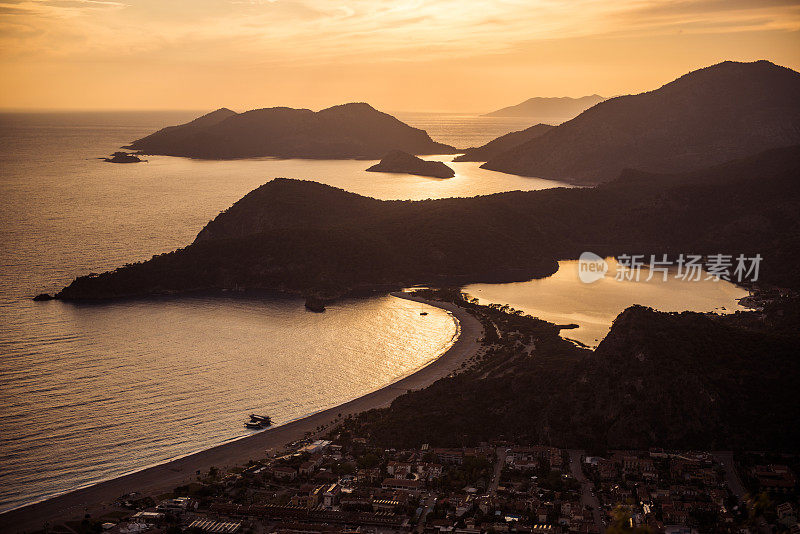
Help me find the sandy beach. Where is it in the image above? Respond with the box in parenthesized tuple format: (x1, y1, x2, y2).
(0, 293, 482, 533)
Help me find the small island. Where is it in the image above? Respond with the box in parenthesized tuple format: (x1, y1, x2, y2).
(103, 152, 142, 164)
(304, 296, 327, 313)
(366, 150, 455, 178)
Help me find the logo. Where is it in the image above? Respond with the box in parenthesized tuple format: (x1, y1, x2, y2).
(576, 252, 762, 283)
(578, 251, 608, 284)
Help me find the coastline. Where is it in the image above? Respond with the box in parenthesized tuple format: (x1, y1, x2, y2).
(0, 293, 483, 533)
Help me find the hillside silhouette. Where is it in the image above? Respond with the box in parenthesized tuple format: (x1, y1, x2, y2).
(348, 293, 800, 451)
(126, 103, 456, 159)
(55, 145, 800, 301)
(453, 123, 554, 162)
(483, 95, 605, 118)
(483, 61, 800, 184)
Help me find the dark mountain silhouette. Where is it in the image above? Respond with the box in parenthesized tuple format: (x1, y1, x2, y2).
(551, 303, 800, 450)
(366, 150, 454, 178)
(453, 123, 554, 162)
(53, 145, 800, 302)
(181, 107, 238, 128)
(124, 108, 237, 154)
(483, 61, 800, 184)
(126, 103, 456, 159)
(482, 95, 605, 118)
(349, 294, 800, 452)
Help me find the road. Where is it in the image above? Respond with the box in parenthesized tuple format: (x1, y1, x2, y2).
(489, 447, 508, 496)
(712, 451, 747, 501)
(416, 494, 437, 534)
(569, 449, 603, 533)
(711, 452, 772, 533)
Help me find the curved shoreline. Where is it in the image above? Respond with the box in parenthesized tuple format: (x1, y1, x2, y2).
(0, 293, 483, 533)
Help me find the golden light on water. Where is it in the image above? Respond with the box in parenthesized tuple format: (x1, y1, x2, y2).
(464, 259, 749, 347)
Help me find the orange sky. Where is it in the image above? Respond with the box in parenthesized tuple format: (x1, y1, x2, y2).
(1, 0, 799, 112)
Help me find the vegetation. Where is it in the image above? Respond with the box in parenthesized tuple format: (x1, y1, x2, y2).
(341, 288, 800, 452)
(57, 144, 800, 300)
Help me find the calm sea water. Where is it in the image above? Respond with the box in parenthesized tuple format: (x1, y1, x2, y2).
(0, 110, 745, 513)
(0, 110, 563, 513)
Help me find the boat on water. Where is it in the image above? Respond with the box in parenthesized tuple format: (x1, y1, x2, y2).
(245, 413, 272, 430)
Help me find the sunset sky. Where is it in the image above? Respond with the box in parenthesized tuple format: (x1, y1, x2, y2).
(1, 0, 799, 112)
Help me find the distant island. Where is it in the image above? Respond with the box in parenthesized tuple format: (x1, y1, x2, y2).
(103, 151, 142, 163)
(482, 95, 605, 119)
(482, 60, 800, 184)
(453, 123, 553, 162)
(366, 150, 455, 178)
(125, 103, 457, 159)
(50, 144, 800, 302)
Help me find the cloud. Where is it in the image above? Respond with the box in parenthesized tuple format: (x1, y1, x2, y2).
(610, 0, 800, 33)
(49, 0, 128, 5)
(1, 0, 798, 66)
(0, 0, 126, 24)
(0, 4, 36, 14)
(619, 0, 799, 19)
(1, 0, 127, 11)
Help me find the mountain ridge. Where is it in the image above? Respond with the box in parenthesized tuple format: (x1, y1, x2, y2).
(453, 123, 554, 162)
(482, 95, 605, 118)
(482, 60, 800, 184)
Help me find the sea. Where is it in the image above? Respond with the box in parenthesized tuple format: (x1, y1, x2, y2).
(0, 110, 747, 513)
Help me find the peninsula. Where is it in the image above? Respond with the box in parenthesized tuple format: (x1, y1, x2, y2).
(453, 123, 553, 162)
(52, 144, 800, 302)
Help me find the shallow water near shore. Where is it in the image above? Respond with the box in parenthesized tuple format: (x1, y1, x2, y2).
(0, 293, 458, 512)
(464, 258, 750, 347)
